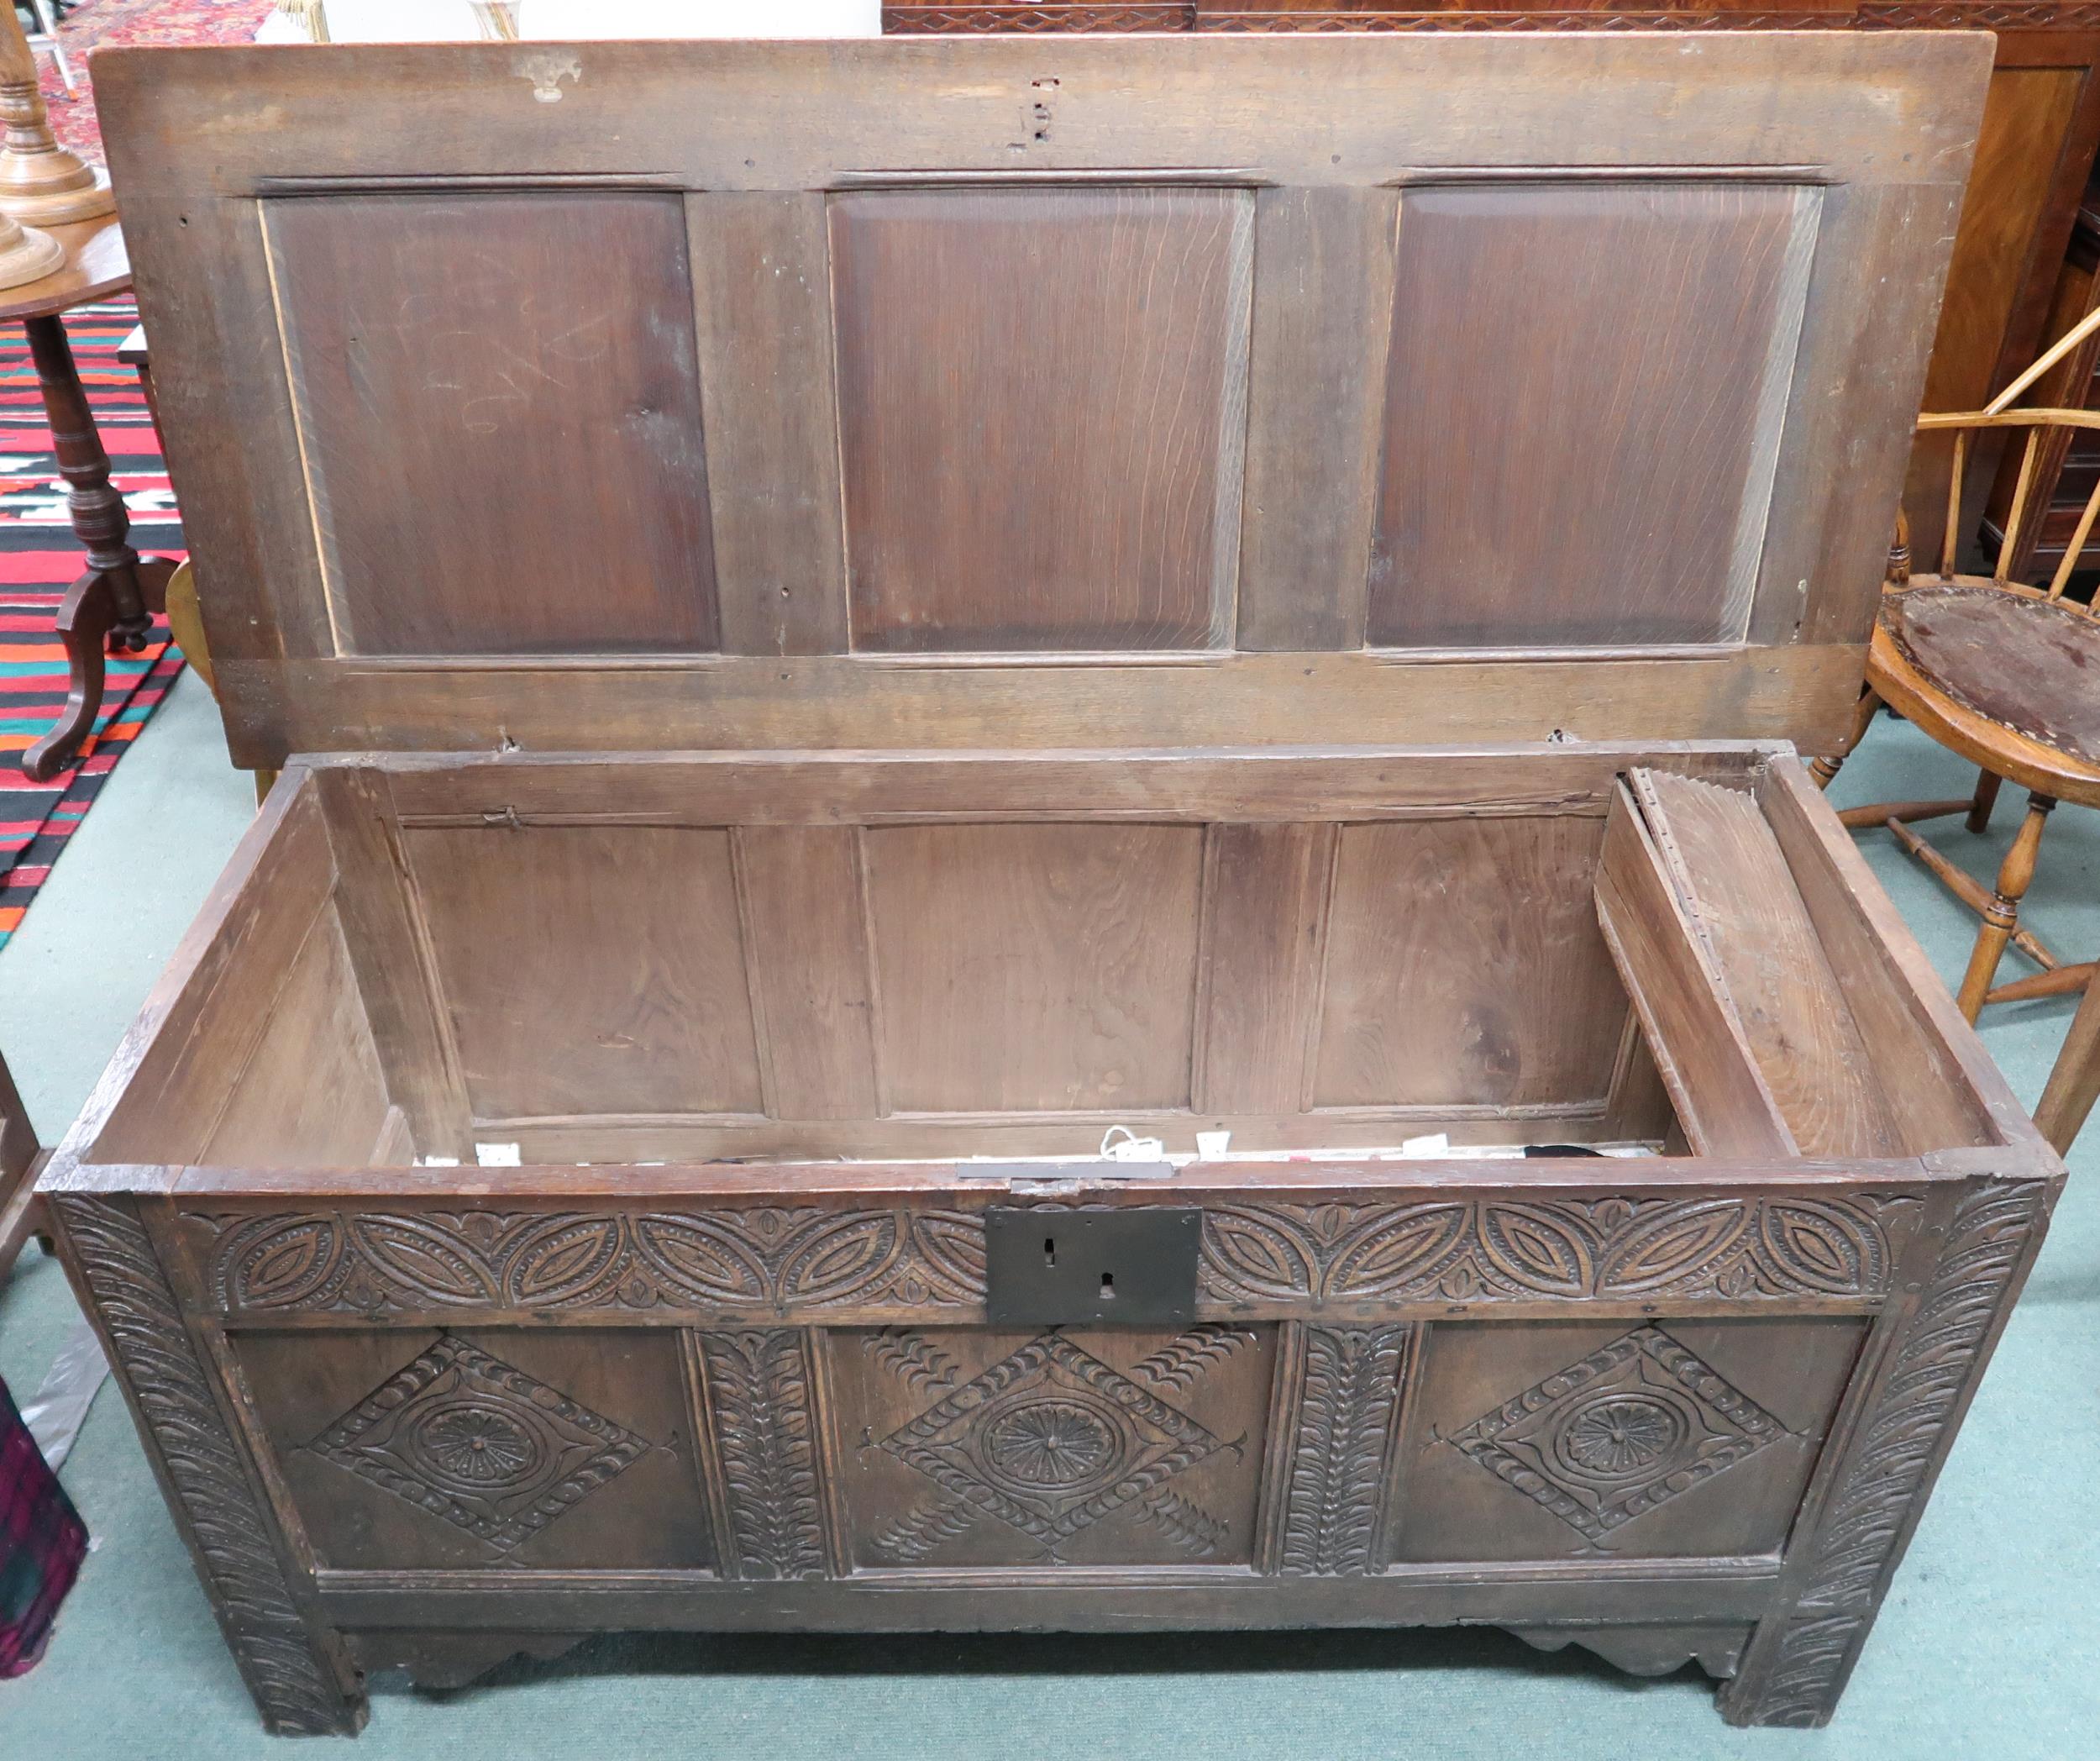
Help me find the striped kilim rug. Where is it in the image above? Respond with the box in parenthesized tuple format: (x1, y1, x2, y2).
(0, 297, 186, 950)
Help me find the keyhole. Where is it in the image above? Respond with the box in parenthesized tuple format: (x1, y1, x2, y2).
(1100, 1272, 1116, 1301)
(1044, 1236, 1056, 1267)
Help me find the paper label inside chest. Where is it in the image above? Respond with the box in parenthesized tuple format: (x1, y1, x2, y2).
(48, 32, 2060, 1735)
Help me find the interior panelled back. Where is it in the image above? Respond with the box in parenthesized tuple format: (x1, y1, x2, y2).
(81, 749, 2008, 1170)
(339, 751, 1724, 1159)
(398, 808, 1624, 1139)
(97, 38, 1986, 759)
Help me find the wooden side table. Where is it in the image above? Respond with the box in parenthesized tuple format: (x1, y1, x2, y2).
(8, 213, 177, 781)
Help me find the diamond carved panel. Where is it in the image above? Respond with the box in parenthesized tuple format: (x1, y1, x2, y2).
(1448, 1325, 1785, 1543)
(308, 1336, 649, 1555)
(877, 1333, 1240, 1559)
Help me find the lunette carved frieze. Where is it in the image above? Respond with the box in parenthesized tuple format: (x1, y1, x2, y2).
(201, 1206, 987, 1317)
(1725, 1179, 2053, 1727)
(1200, 1196, 1918, 1306)
(193, 1192, 1919, 1321)
(1275, 1324, 1412, 1575)
(50, 1194, 362, 1736)
(696, 1329, 831, 1580)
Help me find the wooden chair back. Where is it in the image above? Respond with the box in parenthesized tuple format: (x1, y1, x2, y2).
(1916, 301, 2100, 602)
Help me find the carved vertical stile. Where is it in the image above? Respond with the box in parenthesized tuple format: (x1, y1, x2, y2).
(1253, 1322, 1308, 1572)
(1270, 1323, 1414, 1576)
(801, 1327, 858, 1579)
(49, 1194, 365, 1735)
(692, 1327, 832, 1581)
(679, 1330, 738, 1574)
(1722, 1177, 2055, 1727)
(315, 764, 472, 1158)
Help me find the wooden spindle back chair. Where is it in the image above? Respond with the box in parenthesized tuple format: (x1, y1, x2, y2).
(1819, 302, 2100, 1148)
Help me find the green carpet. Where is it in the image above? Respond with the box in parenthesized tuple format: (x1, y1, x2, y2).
(2, 675, 2095, 1758)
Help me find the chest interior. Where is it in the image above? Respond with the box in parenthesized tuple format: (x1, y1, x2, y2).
(79, 739, 2004, 1178)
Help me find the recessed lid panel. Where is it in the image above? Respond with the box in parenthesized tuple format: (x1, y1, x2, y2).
(96, 34, 1989, 763)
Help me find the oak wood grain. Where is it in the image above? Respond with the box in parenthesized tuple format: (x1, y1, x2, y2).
(314, 765, 471, 1158)
(1235, 186, 1394, 650)
(1633, 769, 1902, 1160)
(1192, 823, 1336, 1114)
(863, 823, 1205, 1112)
(269, 190, 717, 657)
(1371, 181, 1808, 648)
(832, 186, 1250, 653)
(200, 904, 392, 1167)
(1594, 787, 1797, 1158)
(1312, 817, 1623, 1109)
(688, 192, 849, 657)
(1758, 757, 2019, 1152)
(733, 827, 883, 1121)
(88, 782, 339, 1165)
(402, 825, 763, 1120)
(213, 644, 1872, 769)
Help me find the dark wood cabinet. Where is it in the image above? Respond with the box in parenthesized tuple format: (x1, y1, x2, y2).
(40, 34, 2061, 1737)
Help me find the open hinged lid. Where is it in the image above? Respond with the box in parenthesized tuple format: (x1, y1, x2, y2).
(97, 32, 1988, 766)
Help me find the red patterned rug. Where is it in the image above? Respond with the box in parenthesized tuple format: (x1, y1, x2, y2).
(37, 0, 276, 161)
(0, 1, 256, 947)
(0, 297, 184, 949)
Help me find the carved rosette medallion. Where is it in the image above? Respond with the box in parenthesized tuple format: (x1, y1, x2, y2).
(309, 1336, 648, 1555)
(1450, 1325, 1784, 1543)
(878, 1334, 1240, 1559)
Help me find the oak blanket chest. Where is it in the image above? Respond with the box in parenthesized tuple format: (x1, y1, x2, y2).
(44, 33, 2062, 1733)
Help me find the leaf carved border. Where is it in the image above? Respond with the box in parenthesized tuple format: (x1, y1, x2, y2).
(1197, 1195, 1920, 1306)
(50, 1195, 365, 1735)
(1724, 1177, 2053, 1727)
(190, 1191, 1920, 1321)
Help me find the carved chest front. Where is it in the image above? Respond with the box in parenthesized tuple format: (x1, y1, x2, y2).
(41, 31, 2060, 1735)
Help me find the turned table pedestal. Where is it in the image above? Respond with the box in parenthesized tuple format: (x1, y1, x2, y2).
(6, 214, 176, 782)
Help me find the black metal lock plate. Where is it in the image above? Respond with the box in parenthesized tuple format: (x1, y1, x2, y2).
(984, 1206, 1202, 1327)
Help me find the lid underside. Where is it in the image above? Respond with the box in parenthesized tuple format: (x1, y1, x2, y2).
(95, 33, 1989, 763)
